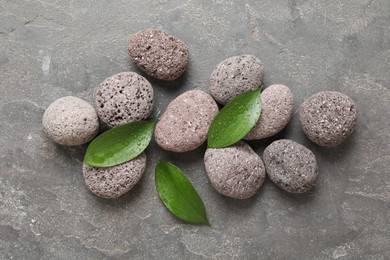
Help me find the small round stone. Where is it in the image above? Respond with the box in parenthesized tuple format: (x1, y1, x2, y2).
(128, 28, 189, 80)
(245, 84, 294, 140)
(263, 139, 318, 193)
(95, 72, 153, 127)
(155, 90, 219, 152)
(204, 141, 266, 199)
(210, 54, 264, 105)
(83, 153, 146, 199)
(42, 96, 99, 146)
(299, 91, 357, 147)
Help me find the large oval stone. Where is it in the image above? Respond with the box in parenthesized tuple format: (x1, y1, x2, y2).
(245, 84, 293, 140)
(210, 54, 264, 105)
(155, 90, 218, 152)
(128, 28, 189, 81)
(263, 139, 318, 193)
(204, 141, 266, 199)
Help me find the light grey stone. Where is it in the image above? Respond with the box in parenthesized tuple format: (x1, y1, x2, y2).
(42, 96, 99, 146)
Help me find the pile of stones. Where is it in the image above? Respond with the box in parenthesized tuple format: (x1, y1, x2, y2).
(42, 28, 357, 199)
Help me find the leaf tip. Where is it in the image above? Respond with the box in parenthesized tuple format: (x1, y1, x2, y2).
(204, 218, 212, 227)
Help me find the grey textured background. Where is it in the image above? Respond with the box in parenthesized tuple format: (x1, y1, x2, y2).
(1, 0, 389, 259)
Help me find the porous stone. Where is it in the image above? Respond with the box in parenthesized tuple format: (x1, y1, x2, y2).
(245, 84, 294, 140)
(210, 54, 264, 105)
(263, 139, 318, 193)
(128, 28, 189, 80)
(42, 96, 99, 146)
(83, 153, 146, 199)
(95, 72, 153, 127)
(155, 90, 218, 152)
(204, 141, 266, 199)
(299, 91, 357, 147)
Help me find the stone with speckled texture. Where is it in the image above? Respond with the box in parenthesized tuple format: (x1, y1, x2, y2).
(128, 28, 189, 81)
(83, 153, 146, 199)
(263, 139, 318, 193)
(95, 72, 154, 127)
(155, 90, 218, 152)
(210, 54, 264, 105)
(245, 84, 293, 140)
(299, 91, 357, 147)
(204, 141, 266, 199)
(42, 96, 99, 146)
(1, 0, 390, 259)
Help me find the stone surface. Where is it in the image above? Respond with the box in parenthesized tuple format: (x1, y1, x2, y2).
(83, 153, 146, 199)
(155, 90, 218, 152)
(204, 141, 266, 199)
(300, 91, 357, 147)
(42, 96, 99, 145)
(210, 54, 264, 105)
(128, 28, 189, 81)
(1, 0, 390, 259)
(263, 139, 318, 193)
(95, 72, 153, 127)
(245, 84, 294, 140)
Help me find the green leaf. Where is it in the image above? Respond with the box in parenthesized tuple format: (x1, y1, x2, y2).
(155, 160, 210, 226)
(207, 88, 262, 148)
(83, 120, 157, 167)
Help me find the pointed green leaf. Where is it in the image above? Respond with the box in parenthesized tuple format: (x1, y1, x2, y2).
(83, 120, 157, 167)
(155, 160, 210, 226)
(207, 88, 262, 148)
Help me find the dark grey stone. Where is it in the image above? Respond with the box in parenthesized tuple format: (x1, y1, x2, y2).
(128, 28, 189, 81)
(263, 139, 318, 193)
(95, 72, 154, 127)
(300, 91, 357, 147)
(1, 0, 390, 259)
(204, 141, 266, 199)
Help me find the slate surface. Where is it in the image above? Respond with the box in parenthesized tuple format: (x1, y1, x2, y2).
(0, 0, 389, 259)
